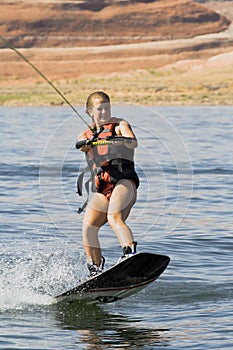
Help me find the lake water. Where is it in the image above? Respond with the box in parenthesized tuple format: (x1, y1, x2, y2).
(0, 105, 232, 349)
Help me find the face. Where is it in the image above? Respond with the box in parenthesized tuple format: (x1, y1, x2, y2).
(89, 98, 111, 127)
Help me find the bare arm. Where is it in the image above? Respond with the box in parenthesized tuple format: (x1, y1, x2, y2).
(115, 120, 138, 148)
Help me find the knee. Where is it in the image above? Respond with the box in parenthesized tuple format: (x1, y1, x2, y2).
(82, 224, 99, 243)
(107, 212, 122, 228)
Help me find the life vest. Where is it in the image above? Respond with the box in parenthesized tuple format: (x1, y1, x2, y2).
(84, 122, 119, 168)
(77, 122, 139, 212)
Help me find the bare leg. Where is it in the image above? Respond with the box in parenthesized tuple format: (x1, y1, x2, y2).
(107, 179, 137, 248)
(82, 193, 108, 266)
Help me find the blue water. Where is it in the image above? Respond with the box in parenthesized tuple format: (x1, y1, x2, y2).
(0, 105, 232, 349)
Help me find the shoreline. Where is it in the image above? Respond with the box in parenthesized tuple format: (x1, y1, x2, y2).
(1, 46, 232, 106)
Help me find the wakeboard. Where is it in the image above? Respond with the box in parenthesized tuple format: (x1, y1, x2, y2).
(54, 252, 170, 303)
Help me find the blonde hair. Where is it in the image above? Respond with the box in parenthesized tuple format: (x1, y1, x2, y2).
(85, 91, 110, 115)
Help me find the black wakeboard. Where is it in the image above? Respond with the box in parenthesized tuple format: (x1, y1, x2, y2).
(54, 252, 170, 303)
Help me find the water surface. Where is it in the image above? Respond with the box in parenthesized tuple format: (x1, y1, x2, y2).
(0, 106, 232, 349)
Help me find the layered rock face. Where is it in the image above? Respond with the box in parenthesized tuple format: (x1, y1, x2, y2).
(0, 0, 231, 48)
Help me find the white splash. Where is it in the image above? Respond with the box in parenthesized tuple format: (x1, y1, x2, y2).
(0, 247, 86, 311)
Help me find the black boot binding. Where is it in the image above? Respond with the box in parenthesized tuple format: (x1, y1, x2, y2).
(119, 241, 137, 263)
(87, 256, 105, 277)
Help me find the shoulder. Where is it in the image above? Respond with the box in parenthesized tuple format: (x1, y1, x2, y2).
(78, 125, 95, 140)
(109, 117, 130, 128)
(78, 131, 88, 140)
(109, 117, 123, 124)
(108, 117, 130, 136)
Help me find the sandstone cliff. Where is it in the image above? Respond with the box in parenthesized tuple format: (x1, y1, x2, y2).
(0, 0, 230, 48)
